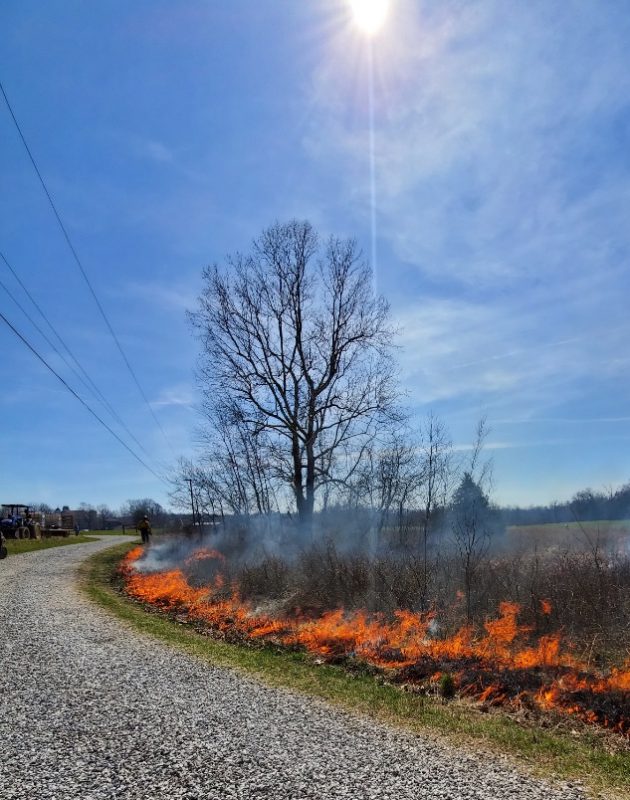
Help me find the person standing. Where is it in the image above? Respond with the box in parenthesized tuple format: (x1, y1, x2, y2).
(136, 515, 152, 544)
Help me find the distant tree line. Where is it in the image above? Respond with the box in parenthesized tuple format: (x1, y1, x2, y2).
(28, 499, 175, 530)
(499, 484, 630, 527)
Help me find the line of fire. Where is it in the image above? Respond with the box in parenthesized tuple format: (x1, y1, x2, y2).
(120, 544, 629, 739)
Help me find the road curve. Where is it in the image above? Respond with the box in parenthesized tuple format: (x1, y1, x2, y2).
(0, 538, 586, 800)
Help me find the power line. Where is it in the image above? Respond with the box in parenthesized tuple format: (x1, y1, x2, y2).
(0, 79, 175, 455)
(0, 274, 78, 378)
(1, 250, 111, 405)
(0, 308, 168, 484)
(0, 251, 157, 463)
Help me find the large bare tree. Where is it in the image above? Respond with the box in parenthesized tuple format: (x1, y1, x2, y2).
(191, 220, 398, 526)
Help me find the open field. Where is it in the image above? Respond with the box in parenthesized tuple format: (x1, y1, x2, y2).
(505, 520, 630, 554)
(4, 534, 97, 556)
(82, 542, 629, 798)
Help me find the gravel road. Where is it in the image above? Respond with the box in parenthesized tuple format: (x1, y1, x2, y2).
(0, 537, 587, 800)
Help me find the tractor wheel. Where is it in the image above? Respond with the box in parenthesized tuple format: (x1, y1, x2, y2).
(17, 526, 30, 540)
(33, 524, 42, 540)
(0, 544, 7, 559)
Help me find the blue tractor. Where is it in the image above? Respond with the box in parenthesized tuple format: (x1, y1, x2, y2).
(0, 504, 41, 544)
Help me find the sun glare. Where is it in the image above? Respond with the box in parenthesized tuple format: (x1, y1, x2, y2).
(349, 0, 390, 36)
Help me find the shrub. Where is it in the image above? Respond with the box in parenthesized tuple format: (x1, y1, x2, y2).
(439, 672, 456, 699)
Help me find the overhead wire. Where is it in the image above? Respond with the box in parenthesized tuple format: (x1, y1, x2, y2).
(0, 250, 158, 464)
(0, 79, 175, 455)
(0, 308, 168, 484)
(0, 273, 82, 381)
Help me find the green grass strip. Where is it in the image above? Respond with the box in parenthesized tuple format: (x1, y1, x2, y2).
(81, 529, 167, 537)
(5, 534, 97, 556)
(81, 542, 629, 798)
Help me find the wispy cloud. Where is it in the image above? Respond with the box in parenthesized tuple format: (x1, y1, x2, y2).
(454, 434, 630, 453)
(310, 2, 630, 288)
(121, 278, 198, 313)
(150, 384, 196, 409)
(121, 133, 175, 164)
(305, 1, 630, 427)
(494, 416, 630, 426)
(394, 295, 630, 413)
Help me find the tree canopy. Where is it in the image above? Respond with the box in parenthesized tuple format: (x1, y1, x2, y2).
(190, 220, 398, 524)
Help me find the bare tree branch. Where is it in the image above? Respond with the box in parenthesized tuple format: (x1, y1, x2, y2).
(189, 220, 399, 526)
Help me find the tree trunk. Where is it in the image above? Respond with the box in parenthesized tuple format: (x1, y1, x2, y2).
(292, 431, 304, 513)
(422, 510, 430, 610)
(301, 437, 316, 532)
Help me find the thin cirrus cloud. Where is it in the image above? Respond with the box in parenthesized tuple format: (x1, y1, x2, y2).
(150, 385, 196, 410)
(129, 136, 175, 164)
(309, 1, 630, 288)
(304, 0, 630, 431)
(394, 296, 629, 410)
(122, 278, 198, 313)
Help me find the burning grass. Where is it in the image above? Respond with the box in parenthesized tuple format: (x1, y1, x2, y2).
(80, 542, 630, 796)
(120, 545, 630, 739)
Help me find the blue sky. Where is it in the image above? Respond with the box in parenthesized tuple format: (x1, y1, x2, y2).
(1, 0, 629, 511)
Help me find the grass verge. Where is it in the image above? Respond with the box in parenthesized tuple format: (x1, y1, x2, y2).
(83, 529, 166, 537)
(81, 542, 629, 799)
(5, 534, 97, 556)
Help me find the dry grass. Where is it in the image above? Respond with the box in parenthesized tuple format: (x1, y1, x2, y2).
(81, 542, 630, 799)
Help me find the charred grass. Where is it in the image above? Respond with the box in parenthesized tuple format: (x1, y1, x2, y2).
(81, 542, 629, 799)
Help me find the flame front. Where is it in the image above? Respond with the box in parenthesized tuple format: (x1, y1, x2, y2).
(119, 547, 629, 737)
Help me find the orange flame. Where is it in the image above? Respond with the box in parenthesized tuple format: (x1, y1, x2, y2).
(119, 547, 630, 737)
(184, 547, 226, 567)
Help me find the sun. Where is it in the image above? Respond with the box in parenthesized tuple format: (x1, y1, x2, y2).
(348, 0, 390, 37)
